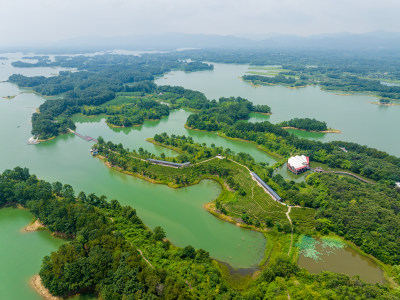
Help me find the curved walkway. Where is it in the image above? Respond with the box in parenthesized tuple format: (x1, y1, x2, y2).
(315, 168, 374, 184)
(286, 206, 293, 255)
(137, 249, 154, 269)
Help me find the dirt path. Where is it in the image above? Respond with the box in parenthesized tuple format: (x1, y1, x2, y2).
(316, 168, 374, 185)
(137, 249, 154, 269)
(228, 158, 251, 172)
(192, 156, 217, 166)
(286, 206, 293, 256)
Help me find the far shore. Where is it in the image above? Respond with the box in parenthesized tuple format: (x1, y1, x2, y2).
(281, 126, 341, 133)
(370, 101, 400, 106)
(252, 112, 272, 116)
(2, 95, 16, 100)
(30, 275, 61, 300)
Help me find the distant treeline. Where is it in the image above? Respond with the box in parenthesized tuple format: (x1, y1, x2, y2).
(243, 74, 296, 85)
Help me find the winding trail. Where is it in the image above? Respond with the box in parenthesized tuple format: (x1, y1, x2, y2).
(228, 158, 251, 172)
(286, 206, 293, 255)
(314, 168, 374, 185)
(192, 156, 218, 166)
(137, 249, 154, 269)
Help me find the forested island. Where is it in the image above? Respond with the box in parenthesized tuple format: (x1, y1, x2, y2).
(4, 51, 400, 298)
(277, 118, 339, 132)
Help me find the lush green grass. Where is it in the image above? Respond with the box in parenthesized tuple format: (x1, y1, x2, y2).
(102, 93, 158, 106)
(290, 207, 315, 235)
(221, 161, 288, 225)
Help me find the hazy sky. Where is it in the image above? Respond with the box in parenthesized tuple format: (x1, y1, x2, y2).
(1, 0, 399, 45)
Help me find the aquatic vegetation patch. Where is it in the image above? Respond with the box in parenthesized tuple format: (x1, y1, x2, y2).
(321, 236, 345, 250)
(296, 235, 322, 261)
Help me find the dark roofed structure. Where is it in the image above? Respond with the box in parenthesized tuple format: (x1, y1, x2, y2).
(250, 171, 282, 202)
(147, 159, 191, 168)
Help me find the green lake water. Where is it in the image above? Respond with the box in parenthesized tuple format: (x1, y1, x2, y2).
(0, 208, 64, 300)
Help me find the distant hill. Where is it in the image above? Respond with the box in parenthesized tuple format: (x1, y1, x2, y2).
(2, 31, 400, 53)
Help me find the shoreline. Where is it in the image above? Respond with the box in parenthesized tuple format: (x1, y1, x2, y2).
(298, 233, 396, 288)
(30, 275, 61, 300)
(2, 95, 16, 100)
(252, 112, 272, 116)
(370, 101, 400, 106)
(281, 126, 341, 133)
(21, 218, 44, 233)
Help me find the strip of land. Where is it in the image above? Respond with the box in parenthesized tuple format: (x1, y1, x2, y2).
(30, 275, 61, 300)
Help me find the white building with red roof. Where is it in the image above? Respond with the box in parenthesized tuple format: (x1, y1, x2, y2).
(287, 155, 310, 174)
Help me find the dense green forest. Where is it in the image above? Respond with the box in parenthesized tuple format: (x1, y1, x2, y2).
(185, 96, 270, 131)
(82, 95, 171, 127)
(9, 50, 400, 141)
(278, 118, 328, 131)
(1, 167, 399, 299)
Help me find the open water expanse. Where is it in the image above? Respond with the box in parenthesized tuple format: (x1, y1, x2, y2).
(156, 63, 400, 157)
(0, 56, 393, 298)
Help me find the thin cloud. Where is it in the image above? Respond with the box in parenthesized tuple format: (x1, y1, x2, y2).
(0, 0, 399, 46)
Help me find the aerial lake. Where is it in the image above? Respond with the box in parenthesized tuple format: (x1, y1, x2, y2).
(0, 55, 268, 298)
(156, 63, 400, 157)
(0, 56, 392, 297)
